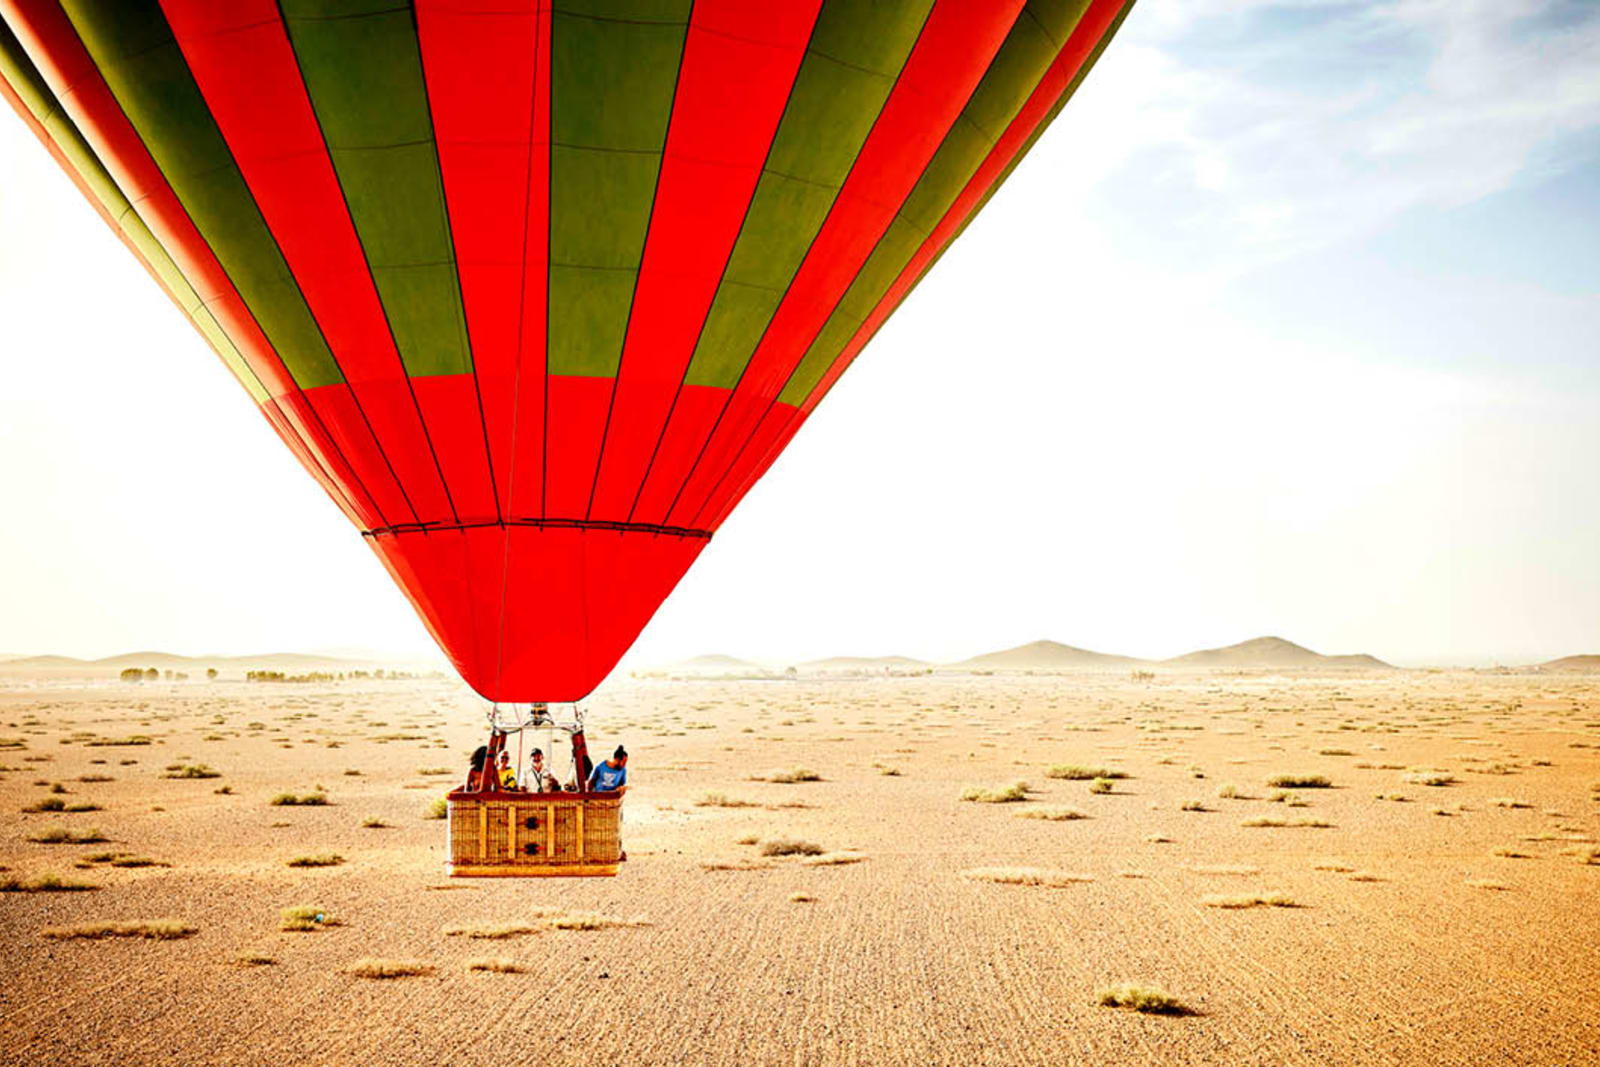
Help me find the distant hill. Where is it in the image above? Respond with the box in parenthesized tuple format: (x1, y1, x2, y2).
(1538, 654, 1600, 672)
(0, 651, 399, 674)
(952, 640, 1145, 671)
(677, 654, 764, 670)
(1162, 636, 1391, 670)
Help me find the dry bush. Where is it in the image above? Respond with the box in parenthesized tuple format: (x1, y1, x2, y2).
(1319, 749, 1354, 757)
(269, 792, 329, 807)
(760, 838, 823, 857)
(1215, 784, 1249, 800)
(26, 827, 107, 844)
(1266, 774, 1331, 789)
(695, 792, 757, 808)
(961, 867, 1093, 887)
(1374, 793, 1409, 802)
(1311, 860, 1354, 872)
(803, 852, 864, 866)
(1465, 879, 1510, 891)
(346, 958, 432, 979)
(1179, 800, 1208, 812)
(1045, 765, 1128, 781)
(1017, 807, 1086, 821)
(548, 912, 649, 931)
(106, 855, 167, 868)
(755, 767, 822, 784)
(280, 906, 340, 932)
(444, 922, 543, 939)
(1187, 864, 1258, 876)
(1096, 983, 1192, 1015)
(700, 858, 770, 871)
(1202, 892, 1297, 908)
(0, 872, 97, 893)
(1406, 772, 1456, 787)
(1242, 817, 1333, 828)
(1088, 777, 1115, 795)
(1491, 848, 1532, 859)
(424, 797, 448, 820)
(235, 953, 277, 967)
(1490, 797, 1531, 809)
(361, 817, 388, 829)
(789, 892, 816, 903)
(467, 957, 524, 973)
(1145, 834, 1174, 844)
(162, 764, 220, 779)
(1347, 871, 1384, 882)
(960, 781, 1029, 803)
(42, 919, 195, 940)
(285, 853, 344, 868)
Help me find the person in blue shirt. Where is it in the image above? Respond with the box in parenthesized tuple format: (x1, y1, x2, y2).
(587, 745, 628, 795)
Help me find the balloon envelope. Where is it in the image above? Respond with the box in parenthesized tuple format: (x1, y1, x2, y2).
(0, 0, 1131, 700)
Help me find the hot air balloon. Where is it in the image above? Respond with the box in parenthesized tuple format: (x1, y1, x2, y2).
(0, 0, 1132, 707)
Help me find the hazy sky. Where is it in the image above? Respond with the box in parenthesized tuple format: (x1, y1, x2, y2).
(2, 0, 1597, 670)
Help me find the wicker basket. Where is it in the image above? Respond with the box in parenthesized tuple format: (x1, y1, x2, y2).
(446, 790, 621, 877)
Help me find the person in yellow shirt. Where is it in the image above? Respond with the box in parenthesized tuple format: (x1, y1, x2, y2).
(497, 751, 517, 790)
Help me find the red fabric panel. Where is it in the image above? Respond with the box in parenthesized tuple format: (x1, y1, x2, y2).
(162, 0, 454, 525)
(543, 374, 614, 518)
(704, 0, 1131, 532)
(417, 0, 549, 520)
(410, 375, 499, 523)
(1, 0, 298, 400)
(369, 524, 707, 701)
(662, 0, 1023, 528)
(627, 384, 730, 526)
(585, 0, 819, 523)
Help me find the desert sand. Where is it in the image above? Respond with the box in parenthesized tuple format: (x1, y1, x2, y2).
(1, 668, 1597, 1065)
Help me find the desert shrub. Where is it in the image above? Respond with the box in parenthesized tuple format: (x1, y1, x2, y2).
(1215, 784, 1245, 799)
(444, 923, 542, 939)
(803, 852, 865, 866)
(1465, 879, 1510, 891)
(467, 957, 524, 973)
(285, 853, 344, 868)
(346, 958, 431, 979)
(0, 872, 97, 893)
(961, 867, 1093, 887)
(759, 838, 823, 857)
(76, 775, 114, 783)
(1242, 817, 1332, 828)
(1179, 800, 1208, 812)
(269, 792, 329, 807)
(235, 953, 276, 966)
(23, 797, 66, 812)
(789, 892, 816, 903)
(1088, 777, 1115, 795)
(959, 781, 1029, 803)
(1201, 892, 1297, 908)
(1096, 984, 1192, 1015)
(361, 817, 388, 829)
(1017, 807, 1086, 821)
(1266, 774, 1330, 789)
(1045, 765, 1128, 781)
(695, 792, 757, 808)
(1490, 797, 1531, 809)
(758, 767, 822, 784)
(280, 905, 340, 932)
(1405, 772, 1456, 787)
(162, 763, 220, 779)
(42, 919, 194, 940)
(424, 797, 448, 820)
(1318, 749, 1354, 756)
(26, 827, 106, 844)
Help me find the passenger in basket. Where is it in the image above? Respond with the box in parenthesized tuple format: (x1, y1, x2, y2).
(467, 744, 489, 791)
(587, 746, 628, 796)
(497, 751, 517, 790)
(529, 748, 559, 793)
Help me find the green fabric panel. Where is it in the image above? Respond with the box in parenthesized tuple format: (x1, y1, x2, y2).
(0, 18, 267, 403)
(547, 4, 688, 377)
(795, 1, 1136, 410)
(282, 3, 471, 378)
(683, 0, 933, 389)
(777, 0, 1090, 406)
(60, 0, 343, 390)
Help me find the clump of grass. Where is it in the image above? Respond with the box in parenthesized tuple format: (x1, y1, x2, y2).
(269, 792, 329, 807)
(1215, 784, 1248, 800)
(1465, 878, 1510, 891)
(467, 957, 524, 973)
(1374, 792, 1409, 802)
(876, 765, 901, 776)
(1312, 859, 1354, 872)
(1318, 749, 1354, 757)
(1045, 765, 1128, 781)
(42, 919, 194, 940)
(1348, 871, 1384, 882)
(756, 767, 823, 784)
(1017, 807, 1086, 821)
(162, 763, 220, 779)
(417, 767, 452, 776)
(23, 797, 66, 812)
(1242, 817, 1332, 829)
(734, 833, 761, 845)
(1187, 864, 1258, 876)
(548, 912, 649, 931)
(361, 816, 389, 829)
(445, 922, 543, 939)
(280, 905, 340, 932)
(1088, 777, 1115, 795)
(1179, 800, 1208, 812)
(959, 781, 1029, 804)
(1490, 797, 1531, 809)
(695, 792, 757, 808)
(346, 958, 431, 979)
(760, 838, 823, 857)
(285, 853, 344, 868)
(26, 827, 107, 844)
(1405, 772, 1456, 787)
(789, 892, 816, 903)
(85, 736, 152, 747)
(961, 867, 1093, 887)
(106, 855, 167, 868)
(803, 852, 864, 866)
(700, 858, 770, 871)
(77, 775, 114, 783)
(235, 953, 277, 967)
(1201, 892, 1297, 908)
(1491, 848, 1532, 859)
(1096, 984, 1192, 1015)
(0, 872, 98, 893)
(1266, 774, 1330, 789)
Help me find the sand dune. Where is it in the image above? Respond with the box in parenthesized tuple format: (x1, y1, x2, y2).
(1161, 635, 1393, 670)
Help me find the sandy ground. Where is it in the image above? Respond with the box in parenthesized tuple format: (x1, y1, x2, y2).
(0, 669, 1597, 1066)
